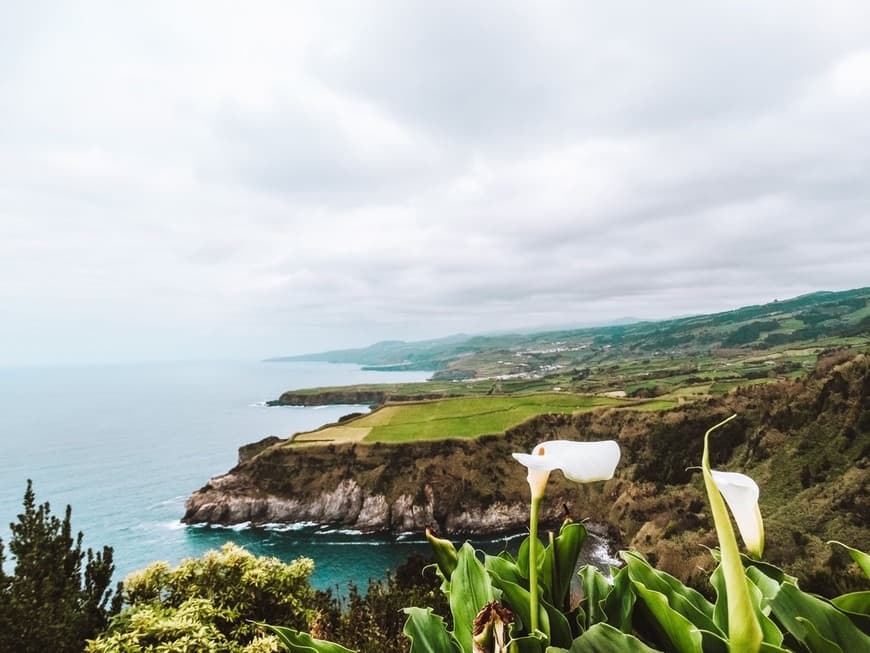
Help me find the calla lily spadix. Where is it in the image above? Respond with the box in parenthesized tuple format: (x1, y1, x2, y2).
(711, 470, 765, 559)
(512, 440, 621, 499)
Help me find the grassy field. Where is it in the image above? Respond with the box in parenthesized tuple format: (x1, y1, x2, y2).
(292, 393, 636, 445)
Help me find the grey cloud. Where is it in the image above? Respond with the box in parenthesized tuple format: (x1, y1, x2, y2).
(1, 1, 869, 364)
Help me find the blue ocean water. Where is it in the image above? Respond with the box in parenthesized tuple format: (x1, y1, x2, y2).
(0, 360, 456, 588)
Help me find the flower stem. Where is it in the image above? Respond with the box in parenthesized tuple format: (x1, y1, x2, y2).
(529, 494, 542, 633)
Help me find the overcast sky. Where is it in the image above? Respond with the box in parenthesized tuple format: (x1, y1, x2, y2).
(1, 1, 869, 365)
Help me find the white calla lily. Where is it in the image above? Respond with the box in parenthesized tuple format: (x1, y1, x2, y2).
(711, 470, 765, 559)
(512, 440, 621, 499)
(511, 438, 621, 634)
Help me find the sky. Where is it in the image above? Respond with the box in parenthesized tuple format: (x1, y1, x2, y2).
(1, 1, 869, 365)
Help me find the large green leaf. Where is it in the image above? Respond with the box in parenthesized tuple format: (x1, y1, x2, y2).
(562, 622, 663, 652)
(829, 541, 870, 580)
(488, 547, 572, 647)
(602, 565, 636, 633)
(623, 551, 719, 635)
(262, 624, 356, 653)
(486, 553, 528, 589)
(402, 607, 462, 653)
(548, 522, 587, 611)
(450, 543, 496, 653)
(795, 617, 844, 653)
(759, 576, 870, 652)
(630, 578, 704, 653)
(518, 535, 545, 581)
(578, 565, 610, 630)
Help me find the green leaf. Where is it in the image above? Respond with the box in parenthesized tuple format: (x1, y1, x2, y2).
(450, 543, 496, 653)
(623, 551, 719, 635)
(552, 522, 586, 609)
(829, 541, 870, 580)
(508, 630, 547, 652)
(486, 553, 528, 589)
(564, 622, 663, 652)
(518, 535, 545, 581)
(832, 591, 870, 615)
(831, 590, 870, 630)
(763, 578, 870, 652)
(261, 624, 356, 653)
(426, 530, 459, 580)
(578, 565, 610, 630)
(495, 574, 542, 634)
(402, 607, 462, 653)
(630, 577, 703, 653)
(602, 565, 636, 633)
(795, 617, 845, 653)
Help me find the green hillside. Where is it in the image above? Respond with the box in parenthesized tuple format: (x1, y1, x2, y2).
(267, 287, 870, 381)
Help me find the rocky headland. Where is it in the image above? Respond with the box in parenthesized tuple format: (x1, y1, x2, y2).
(186, 354, 869, 592)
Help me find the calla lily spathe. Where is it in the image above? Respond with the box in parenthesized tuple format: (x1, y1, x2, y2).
(711, 470, 765, 559)
(512, 440, 621, 499)
(702, 415, 763, 652)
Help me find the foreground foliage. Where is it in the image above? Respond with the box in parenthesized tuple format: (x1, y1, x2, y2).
(87, 543, 314, 653)
(0, 481, 117, 653)
(268, 417, 870, 652)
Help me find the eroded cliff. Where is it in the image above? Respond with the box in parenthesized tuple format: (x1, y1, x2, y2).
(185, 353, 869, 592)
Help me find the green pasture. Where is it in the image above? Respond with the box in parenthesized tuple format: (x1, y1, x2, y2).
(356, 393, 626, 443)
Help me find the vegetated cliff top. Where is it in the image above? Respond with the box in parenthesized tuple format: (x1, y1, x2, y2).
(188, 350, 869, 596)
(265, 286, 870, 375)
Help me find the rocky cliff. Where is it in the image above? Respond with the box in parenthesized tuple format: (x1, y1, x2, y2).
(185, 353, 870, 592)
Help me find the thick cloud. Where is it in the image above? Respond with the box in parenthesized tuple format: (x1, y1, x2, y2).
(1, 1, 869, 364)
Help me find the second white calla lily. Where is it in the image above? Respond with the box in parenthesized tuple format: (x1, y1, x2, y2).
(711, 470, 764, 559)
(512, 440, 621, 498)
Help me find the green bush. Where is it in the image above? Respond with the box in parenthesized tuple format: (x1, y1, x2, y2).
(87, 543, 314, 653)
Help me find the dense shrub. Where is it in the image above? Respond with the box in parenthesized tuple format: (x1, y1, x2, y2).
(87, 543, 314, 653)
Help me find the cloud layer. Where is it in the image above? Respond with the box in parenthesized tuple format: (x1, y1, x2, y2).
(2, 1, 869, 364)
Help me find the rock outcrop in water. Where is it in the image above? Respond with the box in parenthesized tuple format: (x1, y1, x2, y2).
(185, 353, 870, 593)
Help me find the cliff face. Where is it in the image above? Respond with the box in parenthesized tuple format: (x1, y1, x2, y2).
(185, 354, 870, 592)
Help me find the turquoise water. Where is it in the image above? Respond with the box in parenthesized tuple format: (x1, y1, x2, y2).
(0, 360, 467, 588)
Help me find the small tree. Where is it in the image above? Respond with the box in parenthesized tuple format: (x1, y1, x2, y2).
(0, 480, 117, 653)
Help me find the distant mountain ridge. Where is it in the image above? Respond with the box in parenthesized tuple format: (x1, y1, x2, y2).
(266, 287, 870, 374)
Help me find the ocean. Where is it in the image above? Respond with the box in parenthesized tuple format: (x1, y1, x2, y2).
(0, 360, 611, 591)
(0, 360, 436, 588)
